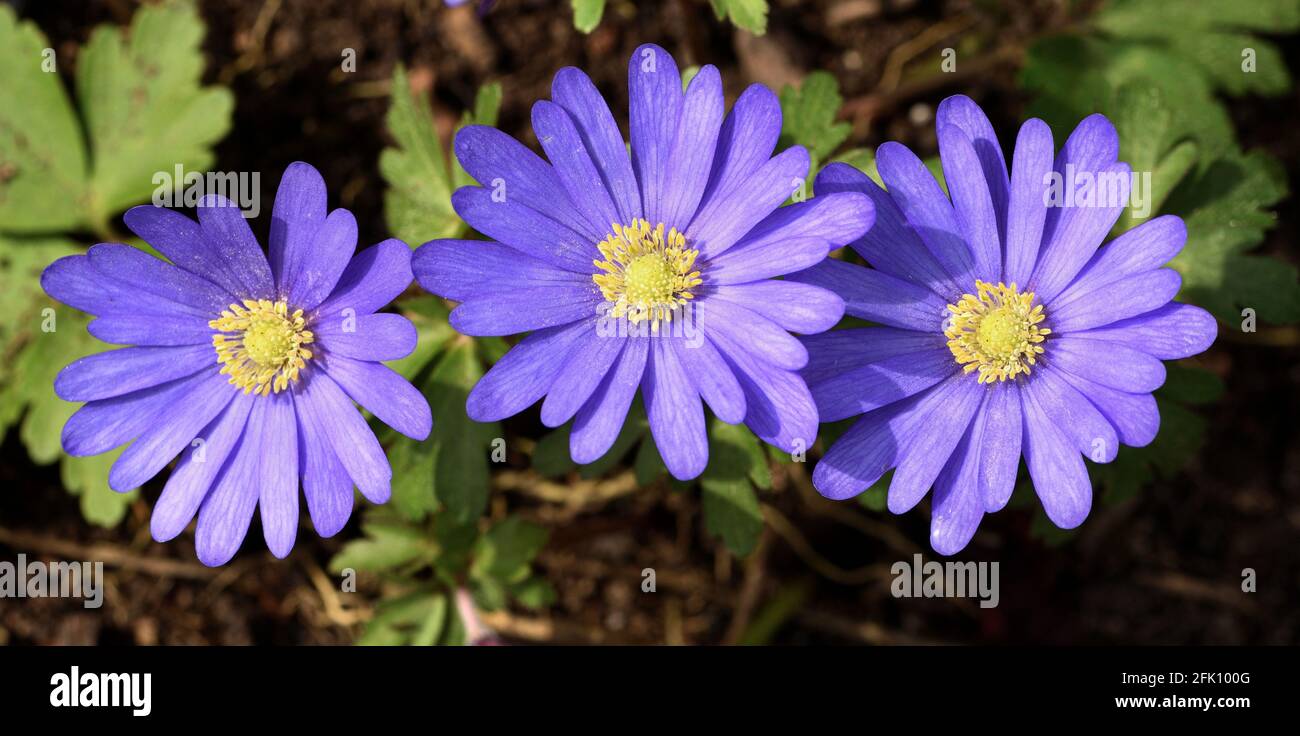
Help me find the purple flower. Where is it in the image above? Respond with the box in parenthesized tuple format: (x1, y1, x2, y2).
(798, 95, 1217, 554)
(413, 44, 874, 480)
(445, 0, 495, 11)
(41, 162, 431, 566)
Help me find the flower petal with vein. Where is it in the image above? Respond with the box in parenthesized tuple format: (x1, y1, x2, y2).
(798, 95, 1217, 554)
(413, 44, 875, 480)
(42, 162, 431, 566)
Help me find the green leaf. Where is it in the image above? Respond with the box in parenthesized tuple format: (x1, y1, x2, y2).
(579, 414, 646, 478)
(471, 516, 549, 585)
(409, 593, 449, 646)
(709, 0, 769, 35)
(532, 406, 649, 479)
(856, 470, 892, 512)
(428, 340, 499, 523)
(355, 625, 406, 646)
(923, 155, 946, 196)
(62, 449, 137, 527)
(1108, 83, 1198, 234)
(475, 335, 511, 365)
(0, 8, 88, 233)
(431, 513, 479, 575)
(571, 0, 607, 34)
(699, 420, 766, 556)
(383, 66, 502, 247)
(451, 82, 503, 190)
(700, 474, 763, 557)
(439, 603, 469, 645)
(1096, 451, 1151, 505)
(76, 0, 233, 228)
(361, 324, 495, 535)
(740, 580, 811, 645)
(329, 514, 431, 573)
(1165, 32, 1290, 96)
(1011, 480, 1079, 545)
(1095, 399, 1211, 507)
(1158, 363, 1224, 405)
(510, 577, 556, 610)
(832, 148, 881, 186)
(3, 6, 234, 527)
(1091, 0, 1300, 97)
(1139, 139, 1198, 231)
(472, 575, 508, 611)
(531, 427, 575, 479)
(0, 237, 81, 385)
(1024, 11, 1300, 327)
(1092, 0, 1300, 100)
(381, 65, 456, 246)
(633, 434, 668, 486)
(385, 427, 439, 521)
(1029, 507, 1076, 546)
(710, 420, 771, 490)
(680, 66, 701, 90)
(1166, 151, 1297, 323)
(387, 297, 455, 381)
(1144, 399, 1210, 476)
(1023, 36, 1235, 165)
(357, 590, 446, 646)
(471, 82, 503, 127)
(817, 416, 855, 450)
(1, 301, 140, 527)
(779, 71, 850, 164)
(1092, 0, 1300, 33)
(11, 311, 104, 463)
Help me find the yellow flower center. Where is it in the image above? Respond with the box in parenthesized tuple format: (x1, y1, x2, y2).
(593, 219, 702, 329)
(210, 298, 314, 396)
(945, 281, 1050, 384)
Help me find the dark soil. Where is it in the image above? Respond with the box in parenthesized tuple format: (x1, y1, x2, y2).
(1, 0, 1296, 645)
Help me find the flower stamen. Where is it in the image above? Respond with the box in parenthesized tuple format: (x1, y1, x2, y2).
(210, 298, 314, 395)
(593, 219, 702, 331)
(945, 281, 1050, 384)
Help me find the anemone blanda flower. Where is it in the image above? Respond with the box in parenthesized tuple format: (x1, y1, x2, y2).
(445, 0, 494, 11)
(41, 162, 431, 566)
(413, 44, 874, 480)
(795, 95, 1217, 554)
